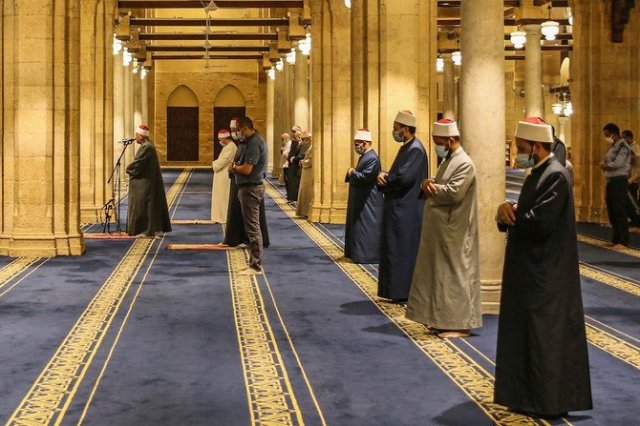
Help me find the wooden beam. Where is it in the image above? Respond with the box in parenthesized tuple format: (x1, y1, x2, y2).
(152, 54, 262, 60)
(119, 0, 302, 8)
(439, 45, 572, 54)
(438, 18, 571, 26)
(147, 45, 269, 52)
(503, 33, 572, 40)
(438, 1, 521, 7)
(131, 17, 289, 27)
(139, 32, 278, 40)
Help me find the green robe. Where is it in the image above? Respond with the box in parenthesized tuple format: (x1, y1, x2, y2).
(126, 141, 172, 236)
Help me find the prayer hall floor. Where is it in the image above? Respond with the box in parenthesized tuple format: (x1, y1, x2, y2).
(0, 169, 638, 425)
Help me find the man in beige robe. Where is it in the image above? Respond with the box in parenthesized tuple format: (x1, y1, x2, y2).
(211, 129, 237, 223)
(406, 119, 482, 338)
(296, 130, 313, 217)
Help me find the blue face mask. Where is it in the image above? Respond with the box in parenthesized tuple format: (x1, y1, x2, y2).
(516, 153, 534, 169)
(436, 145, 449, 159)
(392, 130, 404, 143)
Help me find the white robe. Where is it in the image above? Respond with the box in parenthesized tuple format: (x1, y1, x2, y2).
(211, 142, 237, 223)
(406, 147, 482, 330)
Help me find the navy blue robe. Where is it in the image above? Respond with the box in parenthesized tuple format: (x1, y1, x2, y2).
(378, 138, 428, 300)
(344, 149, 383, 263)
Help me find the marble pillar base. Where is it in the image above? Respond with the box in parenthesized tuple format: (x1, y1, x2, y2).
(0, 235, 85, 257)
(309, 204, 347, 224)
(481, 280, 502, 315)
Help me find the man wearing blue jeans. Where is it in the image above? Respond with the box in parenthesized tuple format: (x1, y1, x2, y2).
(231, 117, 268, 274)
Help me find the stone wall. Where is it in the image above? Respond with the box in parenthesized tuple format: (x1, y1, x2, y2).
(153, 70, 266, 167)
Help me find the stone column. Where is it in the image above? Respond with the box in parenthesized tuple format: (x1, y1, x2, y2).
(133, 67, 143, 130)
(558, 115, 569, 146)
(311, 0, 437, 223)
(113, 50, 127, 189)
(141, 71, 149, 123)
(283, 62, 295, 128)
(460, 0, 506, 313)
(570, 0, 640, 223)
(273, 67, 286, 177)
(309, 0, 352, 223)
(294, 55, 310, 130)
(442, 53, 456, 120)
(123, 59, 134, 168)
(523, 24, 544, 118)
(266, 75, 276, 175)
(79, 0, 115, 223)
(0, 0, 84, 256)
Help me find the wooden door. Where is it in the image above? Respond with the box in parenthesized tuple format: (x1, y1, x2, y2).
(167, 107, 199, 161)
(213, 106, 245, 160)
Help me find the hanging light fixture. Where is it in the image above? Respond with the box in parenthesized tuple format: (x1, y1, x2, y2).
(141, 68, 148, 80)
(132, 59, 139, 74)
(286, 48, 297, 65)
(436, 56, 444, 73)
(541, 5, 560, 41)
(112, 35, 123, 55)
(344, 0, 351, 8)
(452, 51, 462, 66)
(267, 68, 276, 80)
(510, 31, 527, 49)
(275, 58, 284, 72)
(551, 103, 563, 115)
(122, 48, 132, 66)
(298, 33, 312, 56)
(563, 102, 573, 116)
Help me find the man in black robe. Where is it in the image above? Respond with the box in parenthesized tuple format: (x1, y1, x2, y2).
(286, 125, 302, 202)
(221, 119, 270, 248)
(126, 124, 172, 237)
(345, 129, 383, 264)
(494, 117, 592, 418)
(377, 111, 428, 302)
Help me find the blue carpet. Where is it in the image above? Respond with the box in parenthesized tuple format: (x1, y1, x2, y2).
(1, 170, 638, 425)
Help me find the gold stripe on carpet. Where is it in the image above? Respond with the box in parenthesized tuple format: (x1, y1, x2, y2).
(227, 248, 304, 426)
(577, 235, 640, 258)
(264, 182, 548, 426)
(171, 219, 218, 225)
(586, 324, 640, 371)
(580, 264, 640, 297)
(0, 258, 41, 293)
(6, 169, 191, 426)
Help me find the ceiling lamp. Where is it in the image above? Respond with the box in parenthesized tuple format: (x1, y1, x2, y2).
(510, 31, 526, 49)
(563, 102, 573, 116)
(452, 51, 461, 66)
(541, 21, 560, 40)
(122, 48, 132, 66)
(112, 36, 122, 55)
(132, 60, 139, 74)
(267, 68, 276, 80)
(567, 8, 573, 26)
(541, 4, 560, 41)
(344, 0, 351, 8)
(551, 103, 563, 115)
(286, 48, 296, 65)
(141, 68, 148, 80)
(275, 59, 284, 72)
(436, 57, 444, 73)
(298, 33, 311, 56)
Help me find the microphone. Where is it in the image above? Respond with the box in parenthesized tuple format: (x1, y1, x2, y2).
(119, 137, 135, 145)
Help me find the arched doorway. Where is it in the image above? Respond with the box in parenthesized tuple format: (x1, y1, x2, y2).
(213, 85, 246, 160)
(167, 85, 199, 162)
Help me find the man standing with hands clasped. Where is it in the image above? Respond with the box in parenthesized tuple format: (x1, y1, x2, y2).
(406, 119, 481, 338)
(377, 110, 428, 303)
(494, 117, 592, 418)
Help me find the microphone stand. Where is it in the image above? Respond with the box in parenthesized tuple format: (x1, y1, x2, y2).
(107, 140, 133, 233)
